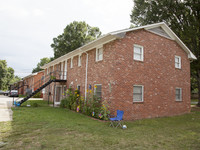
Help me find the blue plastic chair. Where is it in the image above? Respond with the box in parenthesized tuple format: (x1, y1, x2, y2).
(109, 110, 124, 128)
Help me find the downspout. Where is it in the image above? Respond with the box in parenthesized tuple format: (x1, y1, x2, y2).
(84, 52, 89, 101)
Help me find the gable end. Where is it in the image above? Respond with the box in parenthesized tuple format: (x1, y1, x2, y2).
(147, 27, 172, 39)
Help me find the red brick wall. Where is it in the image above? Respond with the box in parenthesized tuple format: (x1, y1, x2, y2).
(44, 29, 191, 120)
(33, 72, 44, 90)
(107, 29, 190, 120)
(18, 81, 24, 95)
(33, 71, 44, 97)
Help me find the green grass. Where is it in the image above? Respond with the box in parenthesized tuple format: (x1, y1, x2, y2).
(0, 100, 200, 150)
(191, 99, 198, 102)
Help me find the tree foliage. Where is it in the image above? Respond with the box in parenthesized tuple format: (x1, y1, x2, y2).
(131, 0, 200, 106)
(0, 60, 21, 90)
(51, 21, 101, 59)
(32, 57, 50, 73)
(0, 60, 7, 90)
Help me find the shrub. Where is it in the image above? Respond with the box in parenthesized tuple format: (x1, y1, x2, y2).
(60, 87, 110, 120)
(60, 99, 67, 108)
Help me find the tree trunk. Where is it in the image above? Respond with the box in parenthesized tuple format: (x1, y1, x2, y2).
(197, 70, 200, 107)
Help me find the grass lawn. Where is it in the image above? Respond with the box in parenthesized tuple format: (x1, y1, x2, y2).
(0, 100, 200, 150)
(191, 99, 198, 102)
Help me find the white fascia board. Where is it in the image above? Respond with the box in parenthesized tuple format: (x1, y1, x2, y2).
(110, 22, 165, 35)
(23, 73, 37, 79)
(111, 22, 196, 60)
(41, 22, 196, 70)
(161, 23, 196, 60)
(41, 34, 118, 69)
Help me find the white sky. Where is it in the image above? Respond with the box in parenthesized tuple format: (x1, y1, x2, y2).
(0, 0, 133, 78)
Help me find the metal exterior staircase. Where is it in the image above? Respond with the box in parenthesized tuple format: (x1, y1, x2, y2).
(19, 79, 54, 105)
(15, 71, 67, 106)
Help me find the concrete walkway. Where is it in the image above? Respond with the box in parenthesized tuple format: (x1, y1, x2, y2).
(0, 95, 13, 122)
(0, 96, 43, 122)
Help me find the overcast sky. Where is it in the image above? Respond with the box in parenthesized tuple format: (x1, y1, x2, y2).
(0, 0, 133, 78)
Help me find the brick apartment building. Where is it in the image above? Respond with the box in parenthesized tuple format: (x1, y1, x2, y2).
(19, 71, 44, 97)
(41, 22, 196, 120)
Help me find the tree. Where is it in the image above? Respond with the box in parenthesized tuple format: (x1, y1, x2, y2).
(51, 21, 101, 59)
(9, 76, 21, 85)
(0, 60, 7, 90)
(130, 0, 200, 106)
(32, 57, 50, 73)
(0, 60, 21, 90)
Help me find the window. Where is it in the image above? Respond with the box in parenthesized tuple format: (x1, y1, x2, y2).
(175, 88, 182, 101)
(175, 56, 181, 69)
(77, 85, 80, 91)
(133, 85, 144, 102)
(94, 84, 102, 99)
(96, 47, 103, 61)
(78, 55, 81, 66)
(70, 58, 73, 68)
(134, 45, 143, 61)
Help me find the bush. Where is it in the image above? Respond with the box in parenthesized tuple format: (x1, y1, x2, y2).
(60, 98, 70, 108)
(60, 88, 110, 120)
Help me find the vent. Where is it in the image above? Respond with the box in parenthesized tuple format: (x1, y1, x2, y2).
(147, 27, 172, 39)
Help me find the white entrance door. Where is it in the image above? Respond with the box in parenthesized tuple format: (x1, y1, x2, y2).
(55, 86, 62, 105)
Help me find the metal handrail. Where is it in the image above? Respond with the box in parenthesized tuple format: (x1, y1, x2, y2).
(24, 70, 67, 94)
(9, 70, 67, 95)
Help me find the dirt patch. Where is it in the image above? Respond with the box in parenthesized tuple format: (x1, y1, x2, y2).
(191, 105, 200, 112)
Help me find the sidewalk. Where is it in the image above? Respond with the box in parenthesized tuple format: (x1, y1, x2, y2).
(14, 97, 43, 102)
(0, 95, 13, 122)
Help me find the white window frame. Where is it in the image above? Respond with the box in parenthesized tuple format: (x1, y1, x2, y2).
(78, 54, 81, 67)
(70, 58, 73, 68)
(175, 55, 181, 69)
(133, 44, 144, 61)
(94, 84, 102, 99)
(175, 88, 182, 101)
(96, 46, 103, 61)
(133, 85, 144, 102)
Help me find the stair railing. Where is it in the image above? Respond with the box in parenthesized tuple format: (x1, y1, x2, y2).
(14, 70, 67, 106)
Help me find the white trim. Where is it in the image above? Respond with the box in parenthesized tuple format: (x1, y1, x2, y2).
(84, 52, 89, 101)
(61, 61, 63, 79)
(175, 87, 182, 101)
(94, 84, 102, 99)
(175, 55, 181, 69)
(54, 85, 62, 105)
(96, 46, 103, 62)
(78, 54, 82, 67)
(41, 22, 196, 70)
(70, 57, 73, 68)
(133, 44, 144, 62)
(64, 60, 67, 80)
(133, 85, 144, 102)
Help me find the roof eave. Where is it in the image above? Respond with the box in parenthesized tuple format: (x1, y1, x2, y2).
(41, 34, 119, 69)
(42, 22, 197, 69)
